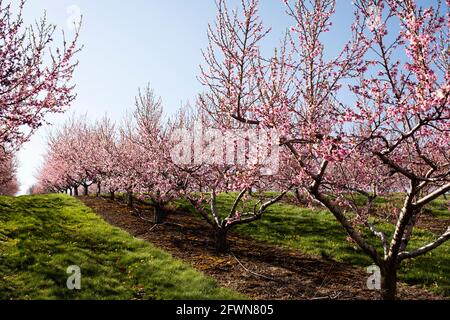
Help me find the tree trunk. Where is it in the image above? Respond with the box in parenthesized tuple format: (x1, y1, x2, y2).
(69, 188, 73, 196)
(96, 181, 101, 197)
(83, 184, 89, 196)
(381, 266, 398, 300)
(153, 205, 166, 224)
(294, 188, 301, 203)
(74, 186, 79, 196)
(214, 228, 229, 253)
(110, 191, 115, 200)
(127, 191, 133, 208)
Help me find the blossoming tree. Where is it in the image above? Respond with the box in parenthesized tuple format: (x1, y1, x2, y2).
(0, 0, 80, 151)
(202, 0, 449, 299)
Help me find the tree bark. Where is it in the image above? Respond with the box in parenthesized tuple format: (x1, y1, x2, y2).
(153, 205, 166, 224)
(96, 181, 101, 197)
(83, 184, 89, 196)
(110, 191, 115, 200)
(69, 188, 73, 196)
(381, 266, 398, 300)
(214, 228, 229, 253)
(127, 191, 133, 208)
(73, 186, 79, 196)
(295, 188, 306, 204)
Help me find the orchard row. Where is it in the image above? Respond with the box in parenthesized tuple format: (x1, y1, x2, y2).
(2, 0, 449, 300)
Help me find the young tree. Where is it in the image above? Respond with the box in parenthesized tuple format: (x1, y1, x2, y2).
(125, 86, 190, 222)
(0, 0, 81, 151)
(340, 0, 450, 299)
(196, 0, 293, 252)
(173, 118, 290, 252)
(91, 116, 118, 197)
(184, 159, 290, 252)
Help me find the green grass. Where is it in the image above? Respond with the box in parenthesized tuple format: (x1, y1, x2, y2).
(0, 194, 242, 300)
(175, 193, 450, 297)
(422, 196, 450, 220)
(345, 193, 449, 220)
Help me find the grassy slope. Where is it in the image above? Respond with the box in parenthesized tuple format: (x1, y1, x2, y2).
(0, 194, 241, 300)
(176, 193, 450, 297)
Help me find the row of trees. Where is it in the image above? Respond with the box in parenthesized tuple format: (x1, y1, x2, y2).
(0, 0, 80, 195)
(35, 0, 448, 300)
(36, 86, 288, 251)
(35, 88, 180, 213)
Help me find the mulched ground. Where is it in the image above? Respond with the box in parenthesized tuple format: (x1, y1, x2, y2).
(79, 196, 444, 300)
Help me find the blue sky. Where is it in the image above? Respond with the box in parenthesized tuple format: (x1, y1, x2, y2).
(17, 0, 358, 194)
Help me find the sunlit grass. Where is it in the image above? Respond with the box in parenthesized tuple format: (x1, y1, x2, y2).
(0, 194, 242, 300)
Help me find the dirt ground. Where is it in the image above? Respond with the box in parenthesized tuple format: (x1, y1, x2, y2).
(79, 196, 444, 300)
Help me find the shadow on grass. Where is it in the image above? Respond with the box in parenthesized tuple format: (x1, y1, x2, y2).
(0, 194, 242, 300)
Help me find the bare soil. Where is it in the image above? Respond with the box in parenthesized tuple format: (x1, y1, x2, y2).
(79, 196, 444, 300)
